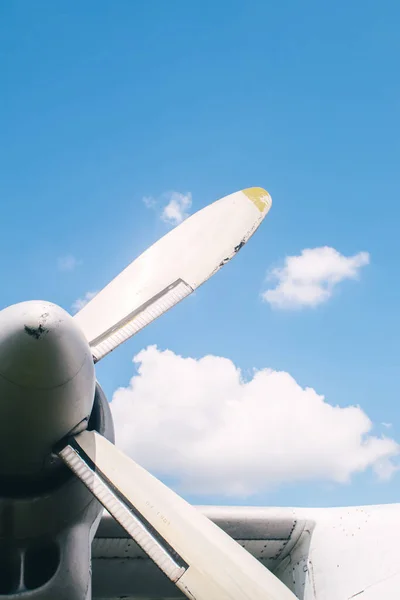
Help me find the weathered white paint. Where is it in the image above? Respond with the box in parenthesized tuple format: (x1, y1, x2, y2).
(63, 430, 296, 600)
(73, 187, 271, 361)
(0, 301, 95, 476)
(276, 503, 400, 600)
(92, 504, 400, 600)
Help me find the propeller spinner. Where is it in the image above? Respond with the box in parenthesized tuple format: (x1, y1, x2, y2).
(0, 301, 95, 477)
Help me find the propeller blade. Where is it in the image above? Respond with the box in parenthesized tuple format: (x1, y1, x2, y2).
(73, 187, 271, 362)
(58, 431, 295, 600)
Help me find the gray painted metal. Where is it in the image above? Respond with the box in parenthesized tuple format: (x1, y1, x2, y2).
(0, 381, 115, 599)
(0, 301, 95, 477)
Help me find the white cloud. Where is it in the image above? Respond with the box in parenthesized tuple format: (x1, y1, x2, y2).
(110, 346, 399, 498)
(71, 290, 98, 313)
(142, 195, 157, 209)
(263, 246, 370, 309)
(142, 191, 192, 226)
(58, 254, 81, 272)
(161, 192, 192, 225)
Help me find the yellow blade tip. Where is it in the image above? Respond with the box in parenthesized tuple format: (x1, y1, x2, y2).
(242, 187, 272, 213)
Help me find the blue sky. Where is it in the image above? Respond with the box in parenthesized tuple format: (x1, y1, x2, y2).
(1, 1, 400, 507)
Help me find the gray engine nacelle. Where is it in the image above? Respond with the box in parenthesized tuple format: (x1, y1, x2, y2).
(0, 382, 115, 599)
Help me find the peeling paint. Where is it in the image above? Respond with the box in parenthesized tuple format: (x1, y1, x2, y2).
(24, 312, 50, 340)
(24, 323, 49, 340)
(218, 257, 231, 268)
(234, 240, 246, 253)
(217, 239, 247, 269)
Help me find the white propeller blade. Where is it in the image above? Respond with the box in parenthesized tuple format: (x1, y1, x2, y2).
(59, 430, 296, 600)
(73, 187, 271, 362)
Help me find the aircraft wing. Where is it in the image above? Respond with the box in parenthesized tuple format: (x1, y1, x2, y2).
(92, 506, 305, 600)
(92, 503, 400, 600)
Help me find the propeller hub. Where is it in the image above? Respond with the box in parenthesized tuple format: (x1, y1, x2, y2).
(0, 301, 95, 478)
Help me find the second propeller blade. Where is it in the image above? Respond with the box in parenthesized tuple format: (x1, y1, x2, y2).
(73, 187, 271, 362)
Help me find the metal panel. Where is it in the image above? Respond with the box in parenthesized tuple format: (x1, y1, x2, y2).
(92, 508, 305, 599)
